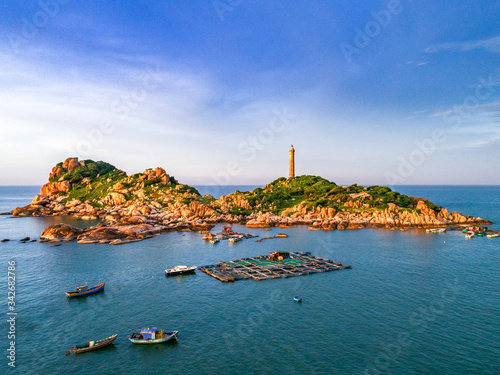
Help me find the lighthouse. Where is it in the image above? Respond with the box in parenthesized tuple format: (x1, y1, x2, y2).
(289, 145, 295, 178)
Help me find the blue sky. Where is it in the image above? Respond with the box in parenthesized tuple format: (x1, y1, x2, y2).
(1, 0, 499, 186)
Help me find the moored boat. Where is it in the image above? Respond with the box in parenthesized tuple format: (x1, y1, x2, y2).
(487, 233, 499, 238)
(65, 282, 105, 298)
(129, 328, 179, 344)
(465, 231, 474, 239)
(66, 334, 117, 355)
(229, 237, 242, 243)
(209, 238, 220, 244)
(164, 265, 196, 276)
(426, 228, 446, 233)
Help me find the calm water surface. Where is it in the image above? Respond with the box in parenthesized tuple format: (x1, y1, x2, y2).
(0, 186, 498, 375)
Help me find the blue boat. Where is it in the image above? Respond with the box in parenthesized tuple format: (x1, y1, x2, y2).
(65, 282, 105, 298)
(294, 297, 302, 302)
(129, 327, 179, 344)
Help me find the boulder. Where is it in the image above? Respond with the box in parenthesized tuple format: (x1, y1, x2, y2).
(108, 192, 126, 206)
(246, 219, 270, 228)
(40, 223, 82, 242)
(49, 165, 66, 179)
(31, 194, 50, 206)
(40, 181, 71, 196)
(62, 157, 79, 171)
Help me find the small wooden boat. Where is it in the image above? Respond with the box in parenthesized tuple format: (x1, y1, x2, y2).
(66, 334, 117, 355)
(487, 233, 499, 238)
(165, 265, 196, 276)
(65, 282, 105, 298)
(129, 328, 179, 344)
(293, 297, 302, 302)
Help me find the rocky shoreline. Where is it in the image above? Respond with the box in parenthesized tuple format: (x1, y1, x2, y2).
(15, 195, 491, 245)
(9, 157, 492, 245)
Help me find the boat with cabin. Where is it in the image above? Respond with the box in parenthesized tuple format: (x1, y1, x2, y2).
(164, 265, 196, 276)
(129, 327, 179, 344)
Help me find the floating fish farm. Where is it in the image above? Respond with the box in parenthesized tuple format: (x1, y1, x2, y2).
(198, 251, 351, 282)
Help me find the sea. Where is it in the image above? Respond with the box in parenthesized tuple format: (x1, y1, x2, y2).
(0, 185, 498, 375)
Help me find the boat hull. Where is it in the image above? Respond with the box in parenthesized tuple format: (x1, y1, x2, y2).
(165, 268, 196, 276)
(68, 334, 117, 355)
(65, 283, 105, 298)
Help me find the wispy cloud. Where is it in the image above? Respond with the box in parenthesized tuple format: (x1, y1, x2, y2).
(425, 35, 500, 54)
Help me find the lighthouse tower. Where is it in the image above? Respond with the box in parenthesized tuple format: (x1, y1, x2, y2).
(289, 145, 295, 178)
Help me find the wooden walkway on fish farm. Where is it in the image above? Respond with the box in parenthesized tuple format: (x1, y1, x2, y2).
(198, 252, 352, 282)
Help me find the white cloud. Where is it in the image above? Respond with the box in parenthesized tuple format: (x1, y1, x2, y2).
(425, 35, 500, 54)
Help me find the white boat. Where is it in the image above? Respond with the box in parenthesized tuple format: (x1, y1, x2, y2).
(164, 265, 196, 276)
(487, 233, 499, 238)
(465, 231, 474, 239)
(209, 238, 220, 244)
(426, 228, 446, 233)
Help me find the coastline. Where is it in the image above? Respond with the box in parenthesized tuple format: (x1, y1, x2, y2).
(6, 158, 493, 245)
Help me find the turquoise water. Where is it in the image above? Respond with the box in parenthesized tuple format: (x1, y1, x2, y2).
(0, 186, 499, 374)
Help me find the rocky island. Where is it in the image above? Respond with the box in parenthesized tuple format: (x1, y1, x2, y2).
(11, 157, 491, 245)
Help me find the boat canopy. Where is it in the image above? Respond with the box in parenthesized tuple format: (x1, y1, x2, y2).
(140, 328, 157, 340)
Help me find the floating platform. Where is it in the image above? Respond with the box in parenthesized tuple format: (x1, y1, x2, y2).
(198, 252, 351, 282)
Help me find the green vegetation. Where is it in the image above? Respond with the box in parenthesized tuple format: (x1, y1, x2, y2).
(221, 175, 421, 214)
(53, 159, 194, 207)
(50, 160, 118, 183)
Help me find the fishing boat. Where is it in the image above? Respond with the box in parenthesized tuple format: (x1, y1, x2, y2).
(65, 282, 105, 298)
(229, 237, 242, 243)
(66, 334, 117, 355)
(293, 297, 302, 303)
(129, 328, 179, 344)
(487, 233, 499, 238)
(465, 232, 474, 239)
(164, 265, 196, 276)
(209, 238, 220, 244)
